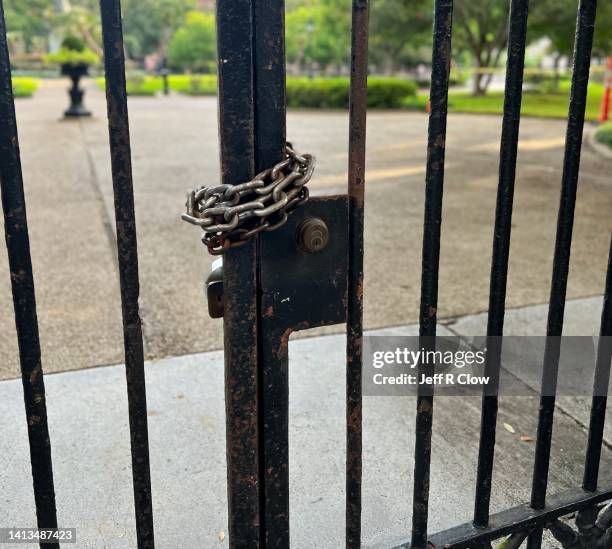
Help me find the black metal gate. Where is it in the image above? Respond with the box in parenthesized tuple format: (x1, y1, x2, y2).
(1, 0, 611, 548)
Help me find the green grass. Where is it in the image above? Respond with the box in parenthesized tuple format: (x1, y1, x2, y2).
(595, 122, 612, 149)
(12, 77, 39, 98)
(405, 82, 604, 121)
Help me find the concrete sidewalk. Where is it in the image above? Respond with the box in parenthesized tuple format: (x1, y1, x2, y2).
(1, 296, 608, 548)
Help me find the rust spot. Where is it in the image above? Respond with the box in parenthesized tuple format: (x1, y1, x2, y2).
(347, 404, 361, 428)
(10, 269, 26, 283)
(29, 366, 41, 384)
(418, 400, 432, 414)
(278, 327, 293, 356)
(264, 306, 274, 318)
(428, 306, 437, 318)
(28, 415, 41, 426)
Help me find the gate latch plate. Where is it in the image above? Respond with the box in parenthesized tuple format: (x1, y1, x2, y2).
(260, 195, 348, 331)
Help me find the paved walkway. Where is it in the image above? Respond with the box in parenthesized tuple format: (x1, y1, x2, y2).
(0, 80, 610, 378)
(1, 297, 607, 548)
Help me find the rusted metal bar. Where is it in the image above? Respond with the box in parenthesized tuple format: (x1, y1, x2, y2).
(216, 0, 260, 546)
(527, 2, 597, 548)
(253, 1, 290, 545)
(420, 484, 612, 548)
(583, 237, 612, 492)
(99, 2, 154, 547)
(411, 2, 453, 548)
(346, 1, 369, 547)
(0, 3, 58, 545)
(259, 196, 349, 548)
(473, 0, 530, 528)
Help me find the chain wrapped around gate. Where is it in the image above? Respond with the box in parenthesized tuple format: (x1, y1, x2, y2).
(182, 143, 315, 255)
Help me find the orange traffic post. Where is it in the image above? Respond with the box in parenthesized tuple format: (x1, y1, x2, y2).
(599, 56, 612, 123)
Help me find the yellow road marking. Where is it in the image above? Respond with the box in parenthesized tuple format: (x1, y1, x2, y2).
(466, 137, 566, 153)
(313, 164, 432, 186)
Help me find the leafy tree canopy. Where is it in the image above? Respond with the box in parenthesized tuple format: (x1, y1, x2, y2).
(119, 0, 196, 60)
(529, 0, 612, 58)
(167, 11, 216, 72)
(368, 0, 432, 72)
(4, 0, 51, 52)
(286, 2, 350, 70)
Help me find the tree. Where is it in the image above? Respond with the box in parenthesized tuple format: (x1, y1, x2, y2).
(167, 11, 216, 73)
(530, 0, 612, 59)
(285, 0, 351, 74)
(453, 0, 511, 95)
(368, 0, 432, 74)
(121, 0, 195, 61)
(4, 0, 51, 53)
(51, 0, 103, 58)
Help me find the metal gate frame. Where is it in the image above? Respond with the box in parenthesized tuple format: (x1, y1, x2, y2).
(0, 0, 611, 548)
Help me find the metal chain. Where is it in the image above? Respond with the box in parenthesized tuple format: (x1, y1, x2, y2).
(182, 143, 315, 255)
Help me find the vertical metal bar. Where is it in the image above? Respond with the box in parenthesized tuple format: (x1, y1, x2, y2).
(346, 1, 369, 548)
(527, 2, 597, 547)
(259, 334, 289, 548)
(583, 237, 612, 492)
(0, 3, 59, 545)
(253, 1, 289, 546)
(99, 2, 154, 547)
(473, 0, 529, 528)
(216, 0, 260, 546)
(411, 2, 453, 547)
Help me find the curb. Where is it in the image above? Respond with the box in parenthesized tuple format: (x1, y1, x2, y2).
(585, 123, 612, 160)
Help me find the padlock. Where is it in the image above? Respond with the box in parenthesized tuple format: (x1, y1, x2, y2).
(205, 258, 224, 318)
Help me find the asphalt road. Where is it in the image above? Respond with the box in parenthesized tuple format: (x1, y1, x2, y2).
(0, 79, 610, 379)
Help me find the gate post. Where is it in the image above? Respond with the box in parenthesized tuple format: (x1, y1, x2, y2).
(251, 1, 289, 546)
(215, 2, 368, 547)
(216, 1, 260, 546)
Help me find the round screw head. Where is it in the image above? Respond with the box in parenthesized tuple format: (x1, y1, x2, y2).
(297, 217, 329, 253)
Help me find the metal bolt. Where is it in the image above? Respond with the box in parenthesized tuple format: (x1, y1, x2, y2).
(297, 217, 329, 253)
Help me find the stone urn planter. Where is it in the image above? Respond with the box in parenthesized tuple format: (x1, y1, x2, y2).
(46, 38, 99, 119)
(61, 63, 91, 118)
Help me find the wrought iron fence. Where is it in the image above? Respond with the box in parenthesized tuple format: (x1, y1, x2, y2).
(0, 0, 610, 548)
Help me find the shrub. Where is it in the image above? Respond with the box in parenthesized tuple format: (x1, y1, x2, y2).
(98, 75, 161, 96)
(524, 70, 570, 94)
(96, 74, 420, 107)
(126, 74, 158, 96)
(367, 77, 417, 108)
(46, 32, 98, 67)
(61, 35, 86, 52)
(169, 75, 217, 95)
(595, 122, 612, 149)
(286, 77, 417, 109)
(12, 77, 39, 98)
(45, 48, 100, 67)
(415, 68, 468, 90)
(97, 74, 218, 96)
(286, 78, 348, 108)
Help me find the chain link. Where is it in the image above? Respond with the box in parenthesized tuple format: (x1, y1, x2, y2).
(182, 143, 315, 255)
